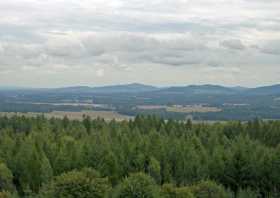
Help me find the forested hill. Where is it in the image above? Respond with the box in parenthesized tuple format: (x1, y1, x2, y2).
(2, 83, 280, 95)
(0, 115, 280, 197)
(52, 83, 159, 93)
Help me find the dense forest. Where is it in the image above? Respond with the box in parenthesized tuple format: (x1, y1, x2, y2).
(0, 115, 280, 197)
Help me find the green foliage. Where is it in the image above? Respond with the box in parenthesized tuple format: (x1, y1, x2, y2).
(0, 163, 14, 192)
(190, 180, 229, 198)
(236, 188, 260, 198)
(113, 172, 160, 198)
(13, 137, 53, 194)
(39, 168, 110, 198)
(0, 116, 279, 197)
(0, 191, 13, 198)
(161, 184, 194, 198)
(147, 157, 161, 184)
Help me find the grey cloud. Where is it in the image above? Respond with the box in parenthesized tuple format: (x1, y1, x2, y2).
(0, 42, 44, 69)
(259, 40, 280, 55)
(3, 43, 42, 58)
(206, 60, 223, 67)
(161, 38, 206, 51)
(0, 44, 3, 54)
(0, 0, 280, 87)
(139, 49, 204, 66)
(203, 66, 241, 74)
(0, 31, 207, 70)
(83, 32, 205, 53)
(46, 37, 85, 58)
(220, 39, 246, 50)
(73, 32, 206, 67)
(83, 33, 160, 55)
(242, 0, 279, 3)
(151, 56, 201, 66)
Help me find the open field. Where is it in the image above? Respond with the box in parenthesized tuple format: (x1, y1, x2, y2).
(136, 105, 166, 110)
(137, 104, 221, 113)
(166, 105, 221, 113)
(0, 110, 133, 121)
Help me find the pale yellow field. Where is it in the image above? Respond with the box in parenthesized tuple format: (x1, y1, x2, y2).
(137, 105, 166, 110)
(137, 104, 221, 113)
(166, 105, 221, 113)
(0, 111, 133, 121)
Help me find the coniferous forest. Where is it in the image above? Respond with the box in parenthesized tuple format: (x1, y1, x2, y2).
(0, 115, 280, 197)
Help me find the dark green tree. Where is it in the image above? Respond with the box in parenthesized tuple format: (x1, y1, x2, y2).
(40, 168, 110, 198)
(113, 172, 160, 198)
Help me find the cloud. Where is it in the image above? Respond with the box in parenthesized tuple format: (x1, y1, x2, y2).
(0, 0, 279, 87)
(0, 44, 3, 54)
(22, 65, 37, 71)
(203, 66, 241, 73)
(259, 40, 280, 55)
(220, 39, 246, 50)
(96, 68, 105, 77)
(45, 36, 85, 58)
(0, 42, 42, 58)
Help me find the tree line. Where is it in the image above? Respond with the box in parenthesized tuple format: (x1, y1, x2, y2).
(0, 115, 279, 197)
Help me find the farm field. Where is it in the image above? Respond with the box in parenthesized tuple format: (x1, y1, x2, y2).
(137, 104, 221, 113)
(166, 105, 221, 113)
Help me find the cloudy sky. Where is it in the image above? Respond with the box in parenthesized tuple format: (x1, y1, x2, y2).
(0, 0, 279, 87)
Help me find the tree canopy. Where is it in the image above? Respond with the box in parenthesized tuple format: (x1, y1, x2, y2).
(0, 115, 279, 197)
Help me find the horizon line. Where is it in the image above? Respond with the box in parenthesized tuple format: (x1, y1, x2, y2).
(1, 82, 280, 90)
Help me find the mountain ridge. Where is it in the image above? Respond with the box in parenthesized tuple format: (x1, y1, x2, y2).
(2, 83, 280, 95)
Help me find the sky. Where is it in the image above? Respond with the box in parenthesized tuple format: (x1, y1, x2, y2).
(0, 0, 279, 88)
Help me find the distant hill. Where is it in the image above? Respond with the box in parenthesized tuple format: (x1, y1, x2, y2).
(3, 84, 280, 96)
(54, 86, 93, 93)
(0, 86, 30, 91)
(4, 84, 280, 96)
(246, 84, 280, 95)
(53, 83, 159, 94)
(230, 86, 249, 92)
(158, 85, 239, 95)
(90, 83, 159, 93)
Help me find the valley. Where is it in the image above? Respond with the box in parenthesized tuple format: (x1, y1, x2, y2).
(1, 83, 280, 121)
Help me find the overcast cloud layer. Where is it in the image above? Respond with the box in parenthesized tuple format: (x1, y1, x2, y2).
(0, 0, 279, 87)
